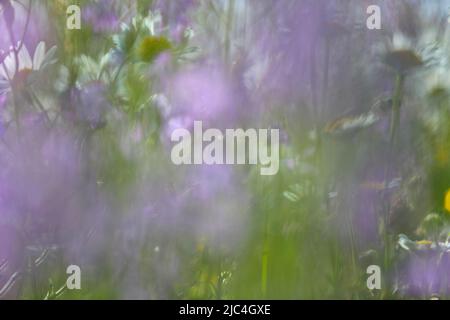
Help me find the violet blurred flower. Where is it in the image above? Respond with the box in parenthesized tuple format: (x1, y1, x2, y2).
(401, 253, 450, 297)
(161, 114, 193, 147)
(352, 186, 380, 244)
(83, 0, 120, 33)
(163, 64, 237, 127)
(0, 128, 81, 230)
(70, 81, 109, 129)
(153, 0, 199, 28)
(246, 1, 328, 106)
(0, 124, 109, 285)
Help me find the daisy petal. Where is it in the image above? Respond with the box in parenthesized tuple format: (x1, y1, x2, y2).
(40, 46, 57, 69)
(18, 44, 33, 71)
(33, 42, 46, 70)
(3, 52, 16, 78)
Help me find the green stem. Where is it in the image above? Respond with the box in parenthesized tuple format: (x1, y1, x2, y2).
(383, 72, 405, 235)
(389, 74, 405, 144)
(382, 72, 405, 298)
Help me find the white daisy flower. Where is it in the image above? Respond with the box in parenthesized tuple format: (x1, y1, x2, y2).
(378, 33, 424, 74)
(0, 41, 57, 93)
(376, 30, 448, 74)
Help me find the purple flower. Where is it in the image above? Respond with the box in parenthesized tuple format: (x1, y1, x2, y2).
(69, 81, 109, 129)
(0, 128, 80, 228)
(401, 253, 450, 297)
(352, 187, 380, 244)
(246, 1, 326, 106)
(164, 64, 238, 127)
(0, 122, 112, 291)
(83, 0, 120, 33)
(153, 0, 197, 28)
(161, 114, 193, 146)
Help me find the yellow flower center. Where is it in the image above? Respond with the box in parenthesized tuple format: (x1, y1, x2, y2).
(137, 36, 172, 63)
(445, 189, 450, 213)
